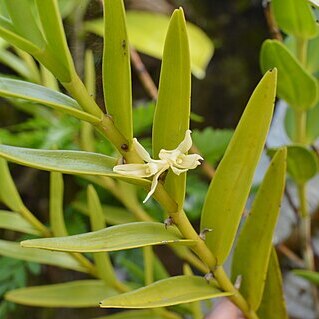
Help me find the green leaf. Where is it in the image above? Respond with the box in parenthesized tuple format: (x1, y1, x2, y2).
(152, 8, 191, 208)
(272, 0, 317, 39)
(6, 280, 116, 307)
(0, 158, 24, 212)
(285, 103, 319, 143)
(92, 310, 164, 319)
(0, 211, 40, 235)
(260, 40, 318, 110)
(85, 12, 214, 79)
(35, 0, 74, 82)
(286, 145, 317, 183)
(0, 144, 150, 187)
(293, 269, 319, 285)
(269, 145, 317, 183)
(0, 77, 100, 123)
(21, 222, 196, 252)
(231, 148, 286, 310)
(100, 275, 231, 308)
(103, 0, 132, 141)
(4, 0, 45, 47)
(200, 69, 277, 264)
(0, 16, 40, 56)
(50, 172, 68, 237)
(0, 240, 87, 272)
(257, 248, 288, 319)
(0, 49, 37, 82)
(87, 185, 117, 286)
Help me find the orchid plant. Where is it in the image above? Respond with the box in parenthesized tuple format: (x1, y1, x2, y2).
(0, 1, 294, 319)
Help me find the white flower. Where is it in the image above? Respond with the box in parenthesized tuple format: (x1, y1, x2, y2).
(113, 130, 203, 203)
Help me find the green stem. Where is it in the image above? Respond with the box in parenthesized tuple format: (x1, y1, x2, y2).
(295, 37, 319, 313)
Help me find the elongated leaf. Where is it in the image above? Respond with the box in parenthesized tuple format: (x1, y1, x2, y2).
(0, 158, 25, 211)
(260, 40, 318, 110)
(0, 240, 87, 272)
(272, 0, 317, 39)
(100, 275, 231, 308)
(0, 49, 36, 82)
(87, 185, 117, 285)
(0, 210, 40, 235)
(50, 172, 67, 237)
(92, 310, 163, 319)
(231, 148, 286, 310)
(4, 0, 44, 47)
(200, 69, 277, 264)
(35, 0, 74, 82)
(152, 8, 191, 208)
(0, 16, 41, 55)
(0, 144, 150, 186)
(293, 270, 319, 285)
(257, 248, 288, 319)
(0, 77, 100, 123)
(6, 280, 116, 307)
(103, 0, 132, 141)
(21, 222, 196, 252)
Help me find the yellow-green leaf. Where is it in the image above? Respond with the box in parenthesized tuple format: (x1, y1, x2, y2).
(6, 280, 116, 307)
(0, 210, 40, 235)
(0, 158, 24, 212)
(231, 148, 286, 310)
(272, 0, 317, 39)
(100, 275, 231, 308)
(4, 0, 45, 47)
(152, 8, 191, 208)
(200, 69, 277, 264)
(103, 0, 132, 141)
(87, 185, 117, 286)
(0, 240, 87, 272)
(0, 77, 100, 123)
(257, 248, 288, 319)
(21, 222, 196, 252)
(260, 40, 318, 110)
(50, 172, 68, 237)
(0, 16, 40, 55)
(0, 144, 150, 187)
(35, 0, 74, 82)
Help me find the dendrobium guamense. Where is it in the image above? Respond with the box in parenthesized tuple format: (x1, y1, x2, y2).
(113, 130, 203, 202)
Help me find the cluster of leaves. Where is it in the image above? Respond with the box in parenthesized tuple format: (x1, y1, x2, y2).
(0, 0, 311, 319)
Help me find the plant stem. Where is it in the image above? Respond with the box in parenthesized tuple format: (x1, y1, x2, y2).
(295, 36, 319, 313)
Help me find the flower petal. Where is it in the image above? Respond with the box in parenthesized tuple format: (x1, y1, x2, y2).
(133, 138, 152, 162)
(143, 166, 167, 203)
(113, 163, 156, 177)
(176, 129, 192, 153)
(171, 166, 189, 175)
(174, 154, 203, 169)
